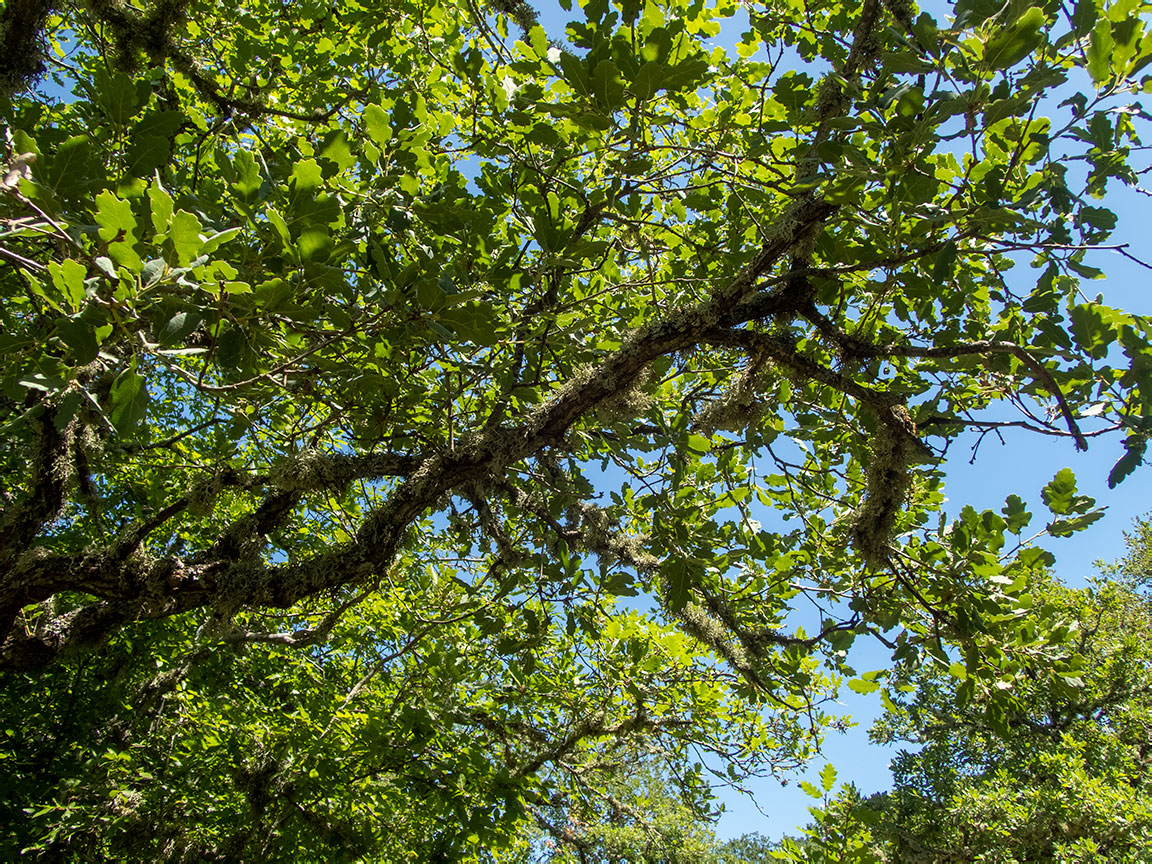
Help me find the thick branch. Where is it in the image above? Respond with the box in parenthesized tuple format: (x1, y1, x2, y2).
(0, 402, 67, 568)
(830, 336, 1089, 451)
(0, 197, 835, 670)
(236, 197, 836, 610)
(702, 327, 900, 412)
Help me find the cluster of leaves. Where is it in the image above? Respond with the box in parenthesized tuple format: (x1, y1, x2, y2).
(764, 517, 1152, 864)
(0, 0, 1150, 857)
(1, 579, 794, 859)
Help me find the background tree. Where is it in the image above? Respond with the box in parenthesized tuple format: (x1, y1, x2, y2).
(515, 751, 729, 862)
(866, 516, 1152, 862)
(1, 0, 1150, 858)
(772, 770, 882, 864)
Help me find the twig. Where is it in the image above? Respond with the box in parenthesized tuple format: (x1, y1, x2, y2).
(0, 242, 44, 270)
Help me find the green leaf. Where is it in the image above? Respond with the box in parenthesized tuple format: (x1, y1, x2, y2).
(364, 103, 393, 148)
(1087, 17, 1116, 82)
(42, 135, 95, 200)
(799, 780, 822, 799)
(169, 210, 205, 266)
(1070, 302, 1123, 359)
(1079, 205, 1117, 233)
(125, 112, 183, 177)
(1015, 547, 1056, 570)
(298, 225, 332, 261)
(912, 12, 939, 53)
(94, 191, 137, 243)
(47, 259, 88, 311)
(201, 227, 242, 256)
(664, 559, 694, 613)
(319, 130, 356, 174)
(662, 57, 709, 94)
(1002, 494, 1032, 534)
(560, 52, 592, 97)
(954, 0, 1004, 26)
(437, 302, 501, 347)
(93, 256, 117, 280)
(231, 150, 262, 199)
(216, 325, 249, 370)
(57, 317, 98, 364)
(819, 762, 837, 792)
(148, 181, 174, 235)
(1041, 468, 1094, 515)
(52, 390, 84, 432)
(592, 60, 626, 110)
(932, 240, 957, 283)
(156, 311, 201, 347)
(982, 7, 1046, 70)
(1108, 435, 1147, 488)
(125, 136, 171, 178)
(1048, 509, 1105, 536)
(92, 67, 140, 128)
(291, 158, 324, 193)
(633, 62, 664, 100)
(1071, 0, 1096, 37)
(266, 208, 293, 251)
(108, 359, 149, 436)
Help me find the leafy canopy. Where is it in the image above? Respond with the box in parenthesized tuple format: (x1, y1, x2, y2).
(1, 0, 1151, 857)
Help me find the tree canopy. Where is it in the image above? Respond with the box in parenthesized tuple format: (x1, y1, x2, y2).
(1, 0, 1150, 858)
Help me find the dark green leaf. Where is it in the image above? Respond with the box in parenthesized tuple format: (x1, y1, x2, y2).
(57, 317, 98, 364)
(982, 8, 1046, 71)
(1108, 435, 1147, 488)
(108, 361, 149, 436)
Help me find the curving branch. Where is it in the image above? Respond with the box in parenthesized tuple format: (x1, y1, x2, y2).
(0, 0, 906, 671)
(0, 197, 835, 670)
(854, 339, 1088, 451)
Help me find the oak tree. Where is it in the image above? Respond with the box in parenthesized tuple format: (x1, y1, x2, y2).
(1, 0, 1150, 857)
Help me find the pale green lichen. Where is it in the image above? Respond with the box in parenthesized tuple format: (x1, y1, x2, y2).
(693, 358, 770, 434)
(269, 448, 351, 495)
(563, 501, 657, 573)
(186, 471, 226, 517)
(594, 365, 655, 425)
(850, 415, 915, 568)
(757, 201, 802, 251)
(212, 552, 268, 614)
(679, 602, 753, 675)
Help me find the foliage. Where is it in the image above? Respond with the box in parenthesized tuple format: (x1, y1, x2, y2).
(772, 772, 881, 864)
(0, 0, 1151, 858)
(518, 752, 728, 862)
(1104, 513, 1152, 584)
(717, 832, 781, 864)
(867, 518, 1152, 862)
